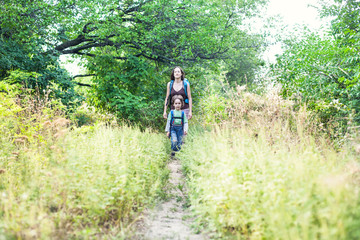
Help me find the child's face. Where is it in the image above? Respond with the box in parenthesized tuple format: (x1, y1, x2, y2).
(174, 99, 182, 110)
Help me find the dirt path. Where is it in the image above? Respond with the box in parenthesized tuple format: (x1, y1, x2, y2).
(138, 157, 206, 240)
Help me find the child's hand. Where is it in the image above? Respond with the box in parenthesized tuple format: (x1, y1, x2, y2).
(166, 132, 170, 138)
(184, 131, 187, 135)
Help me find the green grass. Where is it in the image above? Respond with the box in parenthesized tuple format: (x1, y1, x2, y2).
(2, 84, 360, 239)
(180, 123, 360, 240)
(0, 124, 169, 239)
(0, 89, 170, 239)
(180, 88, 360, 239)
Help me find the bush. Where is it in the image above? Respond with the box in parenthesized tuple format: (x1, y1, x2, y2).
(195, 85, 322, 139)
(271, 30, 360, 131)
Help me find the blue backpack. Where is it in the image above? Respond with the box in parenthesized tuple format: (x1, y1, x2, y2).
(167, 78, 190, 106)
(170, 110, 185, 128)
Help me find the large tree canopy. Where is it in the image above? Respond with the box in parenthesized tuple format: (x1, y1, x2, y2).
(1, 0, 266, 125)
(1, 0, 265, 65)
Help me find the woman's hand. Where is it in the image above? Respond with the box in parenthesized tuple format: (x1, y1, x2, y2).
(188, 111, 192, 120)
(163, 112, 167, 119)
(184, 131, 187, 135)
(167, 132, 170, 138)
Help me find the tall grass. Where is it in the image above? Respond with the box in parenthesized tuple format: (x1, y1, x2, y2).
(0, 88, 169, 239)
(180, 87, 360, 239)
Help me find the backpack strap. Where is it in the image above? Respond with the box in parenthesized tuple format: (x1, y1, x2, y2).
(166, 80, 174, 106)
(183, 79, 189, 104)
(170, 110, 174, 127)
(181, 111, 185, 128)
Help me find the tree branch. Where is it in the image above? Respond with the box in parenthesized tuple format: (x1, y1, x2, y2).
(55, 35, 92, 52)
(73, 74, 96, 79)
(72, 75, 95, 87)
(74, 82, 93, 87)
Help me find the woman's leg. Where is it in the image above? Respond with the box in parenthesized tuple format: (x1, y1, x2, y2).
(181, 108, 189, 144)
(182, 108, 190, 119)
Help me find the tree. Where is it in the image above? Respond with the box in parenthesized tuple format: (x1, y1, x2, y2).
(272, 0, 360, 131)
(1, 0, 266, 125)
(319, 0, 360, 41)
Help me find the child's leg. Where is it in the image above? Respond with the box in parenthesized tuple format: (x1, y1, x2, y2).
(174, 126, 183, 151)
(170, 128, 178, 152)
(177, 127, 184, 150)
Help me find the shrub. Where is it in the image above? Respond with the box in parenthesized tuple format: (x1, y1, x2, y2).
(271, 30, 360, 131)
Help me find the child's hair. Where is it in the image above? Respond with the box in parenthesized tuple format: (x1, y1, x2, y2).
(172, 95, 184, 107)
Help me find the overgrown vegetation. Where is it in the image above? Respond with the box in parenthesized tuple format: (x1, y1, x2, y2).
(1, 0, 360, 239)
(1, 0, 266, 126)
(271, 0, 360, 130)
(180, 87, 360, 239)
(0, 85, 169, 239)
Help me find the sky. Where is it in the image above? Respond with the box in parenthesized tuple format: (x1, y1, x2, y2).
(260, 0, 331, 63)
(267, 0, 324, 28)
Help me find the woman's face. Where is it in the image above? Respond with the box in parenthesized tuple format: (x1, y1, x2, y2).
(173, 67, 182, 79)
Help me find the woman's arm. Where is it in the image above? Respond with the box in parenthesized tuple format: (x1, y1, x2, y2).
(163, 82, 170, 119)
(187, 83, 192, 120)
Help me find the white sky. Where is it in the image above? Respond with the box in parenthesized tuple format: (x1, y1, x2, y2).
(60, 55, 84, 76)
(261, 0, 331, 63)
(267, 0, 323, 27)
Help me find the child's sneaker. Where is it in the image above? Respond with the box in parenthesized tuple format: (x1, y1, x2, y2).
(171, 152, 175, 158)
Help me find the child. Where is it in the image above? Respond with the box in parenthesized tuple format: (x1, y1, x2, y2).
(165, 96, 188, 156)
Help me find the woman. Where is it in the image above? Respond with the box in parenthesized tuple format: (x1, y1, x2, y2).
(163, 66, 192, 120)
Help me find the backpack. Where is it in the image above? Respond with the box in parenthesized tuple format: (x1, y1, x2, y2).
(166, 78, 190, 106)
(170, 110, 185, 128)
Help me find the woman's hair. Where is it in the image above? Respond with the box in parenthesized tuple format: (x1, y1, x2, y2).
(172, 95, 184, 107)
(170, 66, 185, 81)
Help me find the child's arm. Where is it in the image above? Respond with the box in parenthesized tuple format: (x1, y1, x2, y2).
(183, 113, 188, 135)
(165, 112, 171, 133)
(184, 122, 188, 135)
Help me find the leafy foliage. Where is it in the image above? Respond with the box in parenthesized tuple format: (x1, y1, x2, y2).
(319, 0, 360, 40)
(0, 39, 81, 107)
(271, 0, 360, 129)
(88, 55, 165, 127)
(223, 33, 266, 86)
(1, 0, 266, 124)
(272, 32, 359, 126)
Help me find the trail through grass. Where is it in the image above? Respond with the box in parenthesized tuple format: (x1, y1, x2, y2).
(140, 157, 206, 240)
(1, 86, 360, 240)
